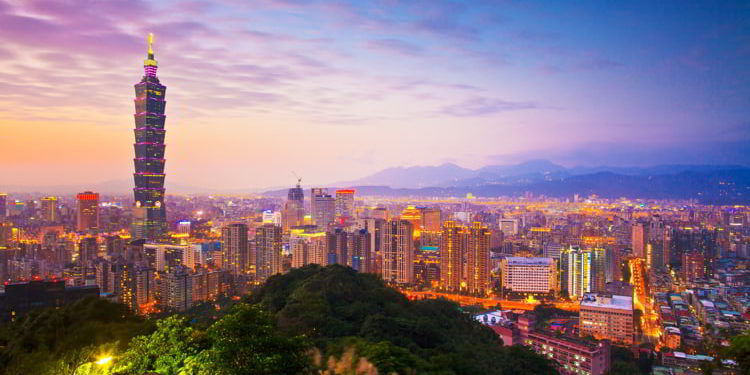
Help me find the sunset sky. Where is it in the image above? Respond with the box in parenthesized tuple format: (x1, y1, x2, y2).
(0, 0, 748, 190)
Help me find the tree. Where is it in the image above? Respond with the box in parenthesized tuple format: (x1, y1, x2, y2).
(726, 334, 750, 375)
(200, 304, 312, 375)
(112, 315, 205, 375)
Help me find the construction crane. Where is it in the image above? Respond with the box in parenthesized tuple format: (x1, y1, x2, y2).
(292, 171, 302, 188)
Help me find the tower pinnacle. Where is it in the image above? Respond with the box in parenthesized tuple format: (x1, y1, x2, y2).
(144, 32, 158, 67)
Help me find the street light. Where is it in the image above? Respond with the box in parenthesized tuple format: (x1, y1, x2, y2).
(95, 356, 113, 366)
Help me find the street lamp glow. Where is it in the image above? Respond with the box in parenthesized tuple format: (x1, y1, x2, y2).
(96, 356, 113, 365)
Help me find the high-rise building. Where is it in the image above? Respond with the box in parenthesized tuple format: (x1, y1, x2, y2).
(382, 219, 414, 284)
(560, 246, 608, 298)
(40, 196, 57, 222)
(326, 229, 348, 266)
(132, 33, 168, 240)
(440, 221, 465, 291)
(221, 223, 248, 275)
(501, 257, 557, 299)
(499, 218, 519, 235)
(335, 189, 355, 221)
(682, 252, 705, 282)
(631, 222, 648, 259)
(255, 223, 282, 281)
(349, 229, 371, 273)
(422, 208, 441, 232)
(76, 192, 99, 232)
(0, 193, 6, 219)
(290, 229, 327, 268)
(283, 181, 305, 232)
(311, 188, 335, 229)
(466, 222, 491, 294)
(579, 293, 634, 345)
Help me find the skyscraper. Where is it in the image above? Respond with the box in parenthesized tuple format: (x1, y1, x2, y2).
(560, 246, 609, 298)
(40, 196, 57, 222)
(631, 222, 648, 259)
(382, 219, 414, 284)
(335, 189, 355, 220)
(76, 192, 99, 232)
(132, 33, 168, 240)
(440, 221, 465, 291)
(283, 181, 305, 232)
(311, 188, 335, 229)
(466, 222, 491, 294)
(0, 193, 6, 219)
(255, 223, 282, 281)
(221, 223, 248, 275)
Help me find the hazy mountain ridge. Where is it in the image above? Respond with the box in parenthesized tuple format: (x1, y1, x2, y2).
(337, 160, 748, 188)
(266, 168, 750, 204)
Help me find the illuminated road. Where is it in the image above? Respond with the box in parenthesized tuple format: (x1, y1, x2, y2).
(629, 258, 661, 346)
(400, 290, 580, 312)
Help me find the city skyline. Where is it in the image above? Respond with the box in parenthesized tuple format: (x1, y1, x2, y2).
(0, 0, 748, 190)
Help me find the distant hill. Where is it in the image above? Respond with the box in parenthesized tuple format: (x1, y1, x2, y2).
(336, 160, 748, 188)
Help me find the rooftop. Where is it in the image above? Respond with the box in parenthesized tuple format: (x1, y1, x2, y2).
(504, 257, 554, 266)
(580, 293, 633, 311)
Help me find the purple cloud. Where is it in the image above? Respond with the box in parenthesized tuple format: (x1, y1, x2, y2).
(441, 97, 539, 117)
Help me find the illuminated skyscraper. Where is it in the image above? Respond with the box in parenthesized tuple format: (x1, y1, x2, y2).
(132, 33, 168, 239)
(335, 189, 355, 220)
(0, 193, 6, 219)
(466, 222, 491, 294)
(440, 221, 465, 291)
(311, 188, 335, 229)
(221, 223, 248, 275)
(76, 192, 99, 232)
(255, 223, 282, 281)
(283, 181, 305, 232)
(382, 219, 414, 284)
(40, 196, 57, 222)
(631, 222, 647, 259)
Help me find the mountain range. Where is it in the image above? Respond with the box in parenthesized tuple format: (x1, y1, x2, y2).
(333, 159, 749, 188)
(3, 160, 749, 204)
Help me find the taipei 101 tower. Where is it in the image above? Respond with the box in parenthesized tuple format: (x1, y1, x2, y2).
(132, 33, 167, 239)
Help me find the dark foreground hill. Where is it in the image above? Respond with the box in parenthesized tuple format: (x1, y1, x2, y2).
(250, 264, 557, 375)
(0, 265, 556, 375)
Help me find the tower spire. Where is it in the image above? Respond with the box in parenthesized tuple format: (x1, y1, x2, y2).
(144, 32, 158, 69)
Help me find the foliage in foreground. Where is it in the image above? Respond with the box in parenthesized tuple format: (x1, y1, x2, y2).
(1, 265, 559, 375)
(251, 264, 557, 375)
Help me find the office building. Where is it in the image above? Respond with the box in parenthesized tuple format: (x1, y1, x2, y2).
(283, 181, 305, 231)
(132, 33, 168, 239)
(255, 223, 282, 281)
(221, 223, 248, 275)
(632, 222, 648, 259)
(0, 193, 6, 218)
(0, 280, 99, 321)
(76, 192, 99, 232)
(40, 196, 57, 222)
(524, 330, 611, 375)
(335, 189, 355, 221)
(499, 218, 519, 235)
(501, 257, 557, 299)
(382, 219, 414, 284)
(682, 252, 705, 282)
(560, 247, 608, 298)
(579, 293, 634, 345)
(311, 188, 335, 229)
(422, 208, 442, 232)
